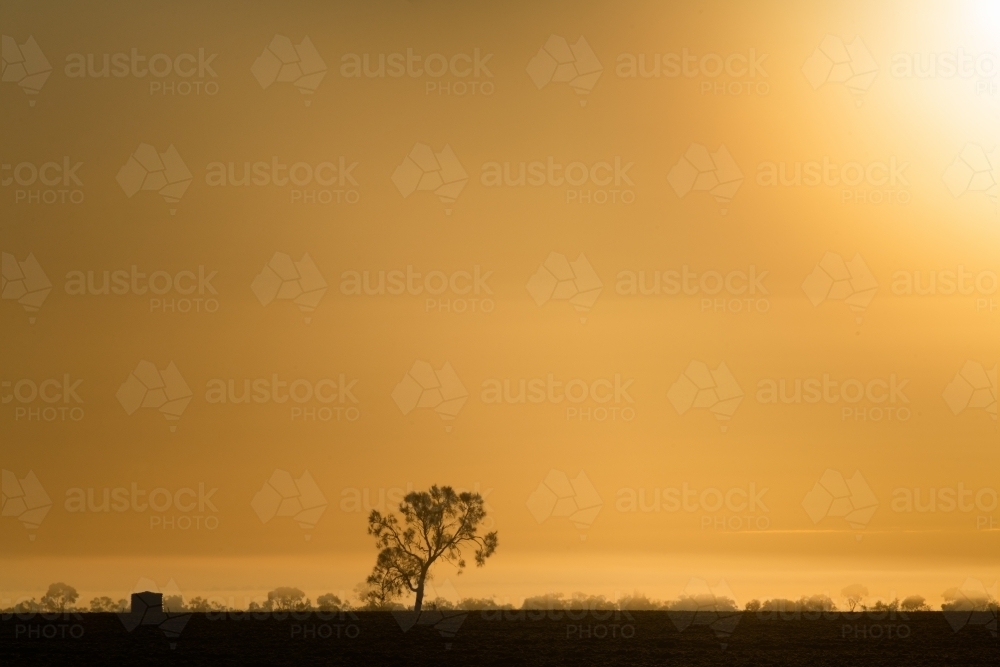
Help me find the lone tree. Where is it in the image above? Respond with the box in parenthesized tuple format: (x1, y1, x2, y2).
(366, 485, 498, 612)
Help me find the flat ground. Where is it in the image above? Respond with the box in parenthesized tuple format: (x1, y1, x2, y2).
(1, 611, 995, 666)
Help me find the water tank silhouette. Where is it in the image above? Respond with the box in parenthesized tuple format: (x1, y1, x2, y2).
(131, 591, 163, 614)
(124, 590, 188, 649)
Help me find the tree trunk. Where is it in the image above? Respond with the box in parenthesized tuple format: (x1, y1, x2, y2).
(414, 571, 427, 613)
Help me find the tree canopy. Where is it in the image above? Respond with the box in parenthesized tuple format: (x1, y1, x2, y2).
(366, 485, 498, 612)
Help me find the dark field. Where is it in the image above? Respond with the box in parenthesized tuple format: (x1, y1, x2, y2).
(1, 611, 995, 666)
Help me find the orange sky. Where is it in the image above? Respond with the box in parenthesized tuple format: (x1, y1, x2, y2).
(1, 0, 997, 609)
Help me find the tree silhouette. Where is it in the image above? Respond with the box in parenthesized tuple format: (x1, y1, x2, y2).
(89, 596, 126, 612)
(354, 579, 401, 610)
(366, 485, 498, 612)
(14, 599, 42, 613)
(265, 587, 309, 611)
(841, 584, 868, 612)
(163, 595, 185, 612)
(186, 596, 227, 612)
(41, 583, 78, 612)
(316, 593, 349, 611)
(900, 595, 929, 611)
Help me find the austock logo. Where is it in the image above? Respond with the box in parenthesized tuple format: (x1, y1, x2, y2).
(480, 374, 635, 423)
(890, 484, 997, 526)
(802, 252, 878, 324)
(889, 266, 997, 309)
(392, 361, 469, 430)
(204, 157, 360, 204)
(116, 361, 192, 431)
(204, 373, 360, 423)
(802, 35, 878, 105)
(64, 46, 219, 96)
(339, 482, 493, 522)
(755, 156, 911, 205)
(801, 469, 879, 534)
(942, 361, 996, 420)
(616, 48, 770, 97)
(251, 469, 327, 540)
(252, 35, 326, 104)
(615, 266, 770, 315)
(116, 144, 192, 213)
(251, 252, 327, 324)
(526, 470, 603, 539)
(891, 47, 1000, 98)
(64, 265, 220, 315)
(2, 373, 85, 423)
(1, 35, 51, 105)
(755, 373, 911, 424)
(1, 252, 51, 323)
(942, 143, 997, 206)
(667, 144, 742, 214)
(526, 252, 602, 323)
(480, 156, 635, 204)
(339, 265, 495, 315)
(667, 361, 743, 432)
(891, 48, 999, 75)
(615, 483, 770, 532)
(64, 481, 220, 531)
(392, 143, 468, 213)
(339, 47, 494, 98)
(1, 469, 51, 540)
(527, 35, 602, 105)
(2, 157, 85, 204)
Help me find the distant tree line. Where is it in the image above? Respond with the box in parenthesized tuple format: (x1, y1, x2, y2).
(3, 582, 995, 614)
